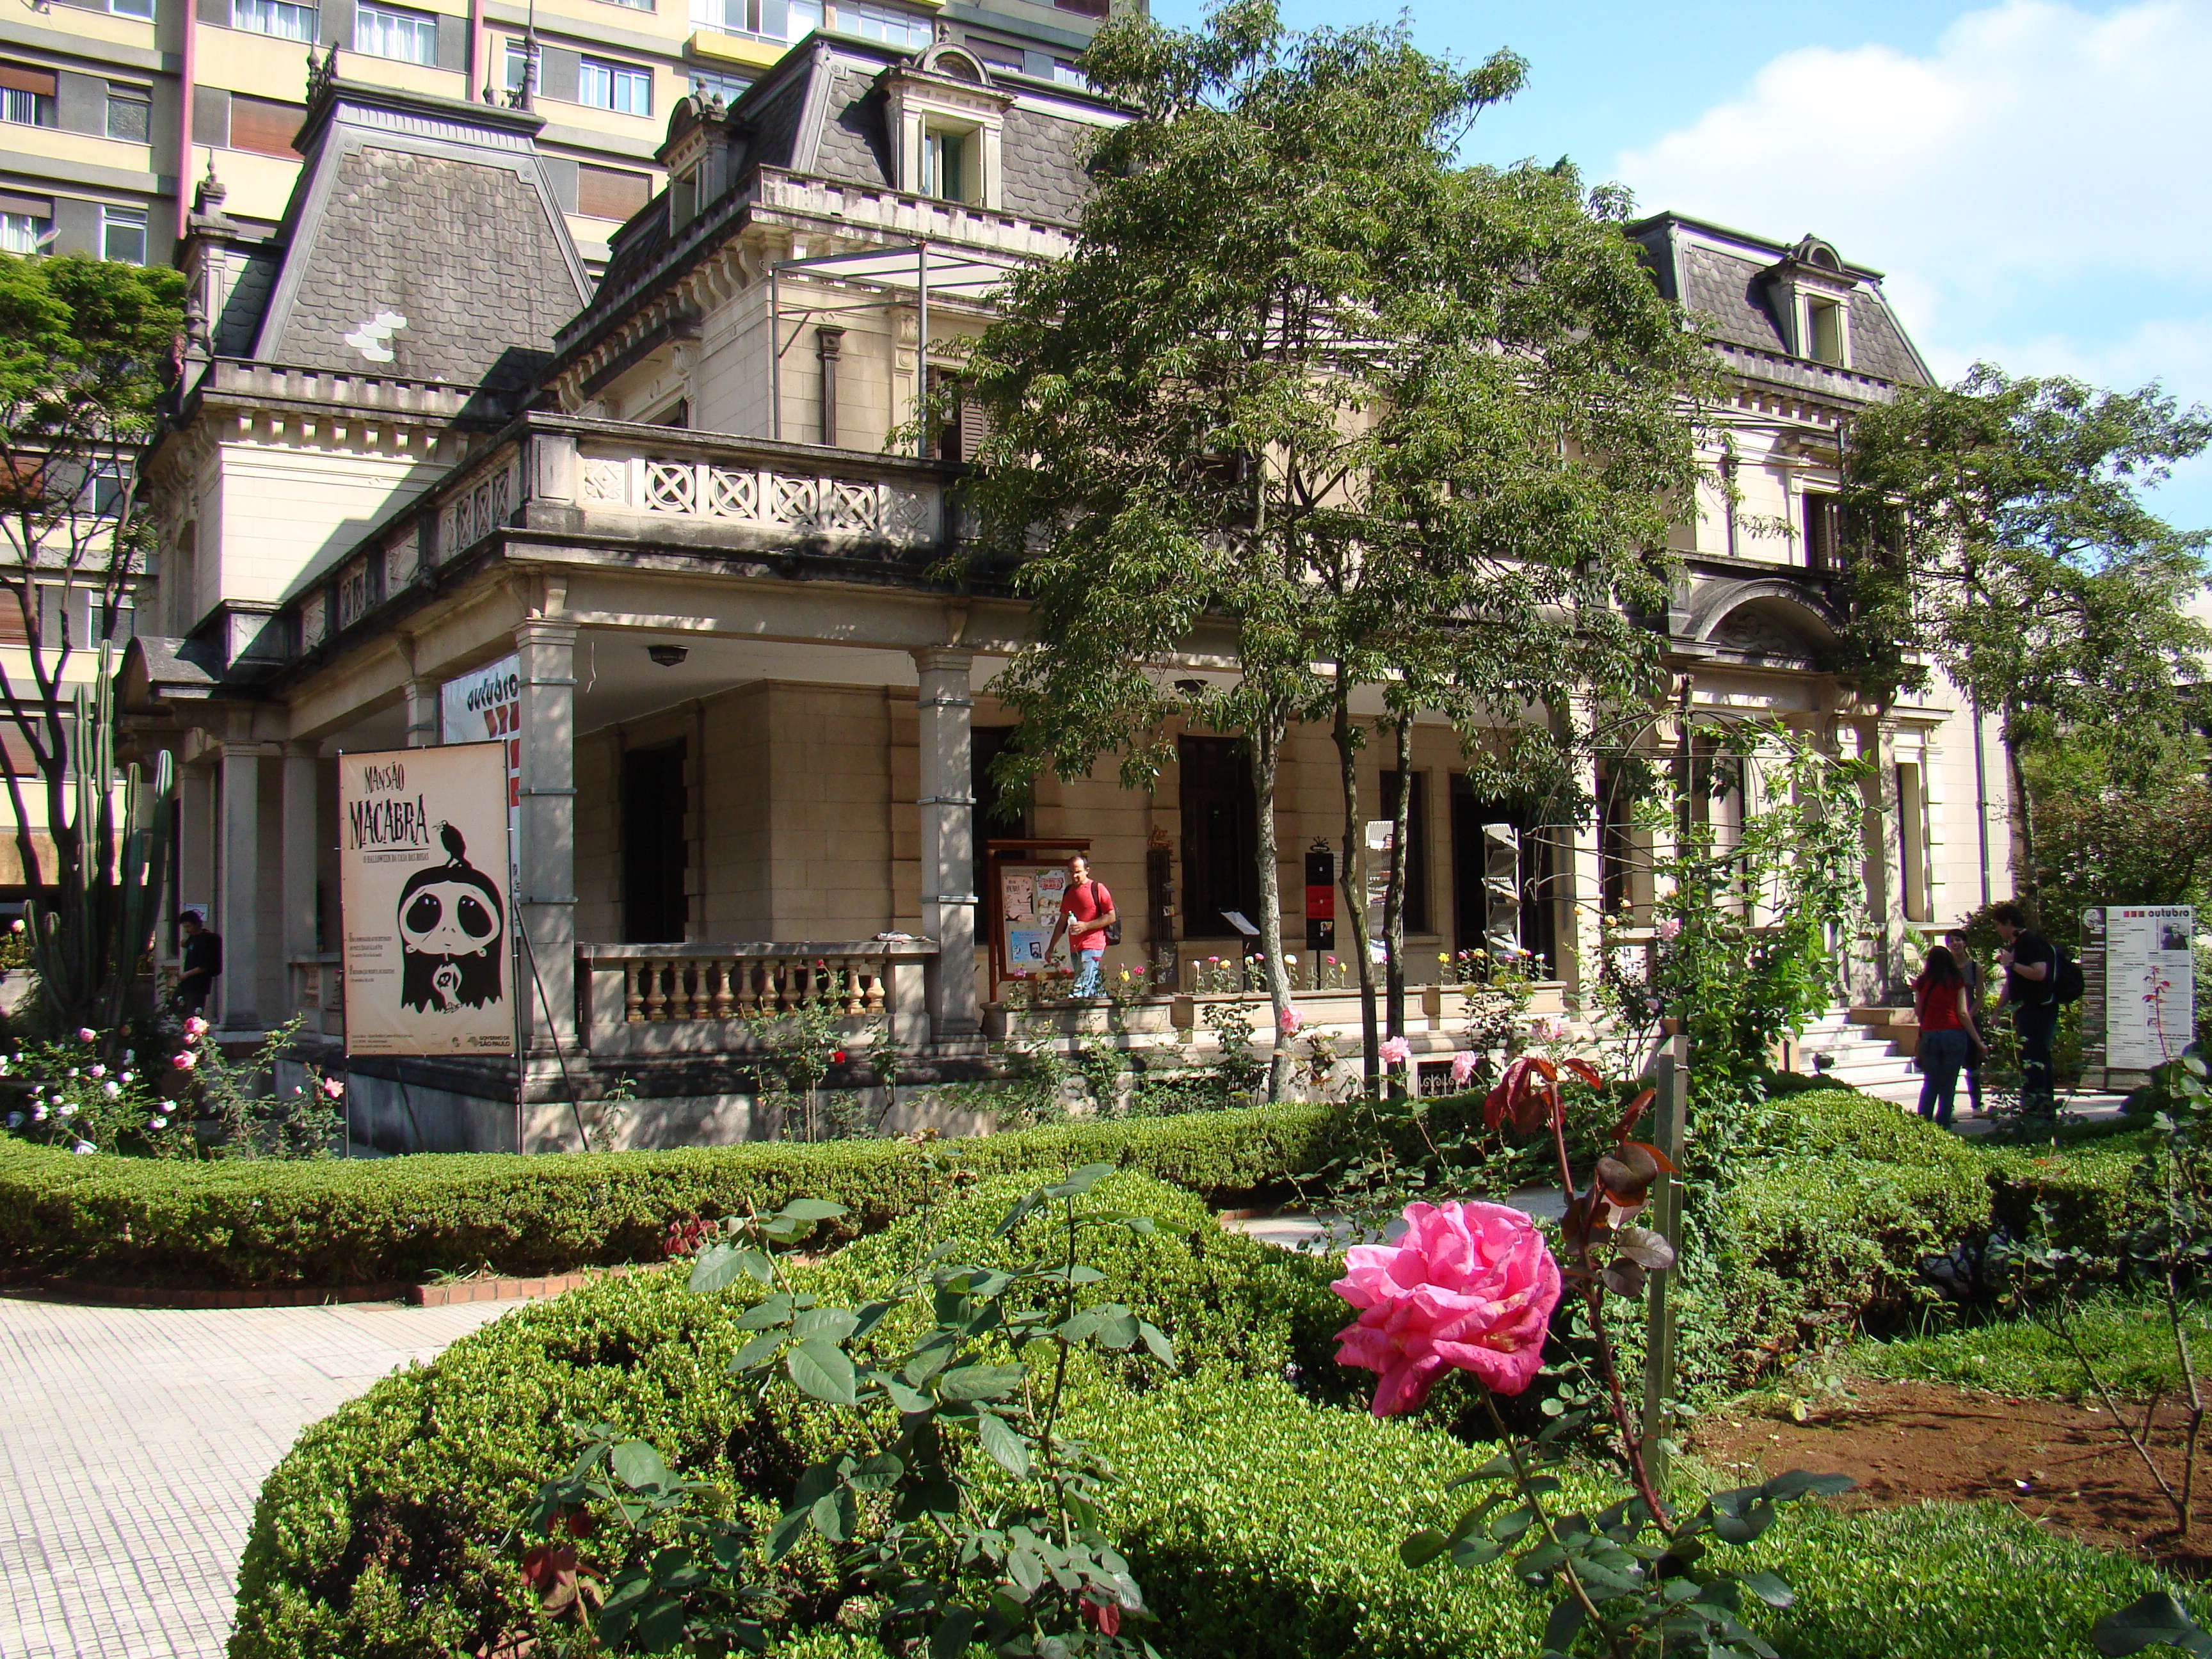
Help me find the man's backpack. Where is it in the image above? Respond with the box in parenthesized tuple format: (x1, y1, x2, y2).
(2053, 945, 2085, 1007)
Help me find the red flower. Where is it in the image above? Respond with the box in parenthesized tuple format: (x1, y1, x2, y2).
(830, 1049, 847, 1064)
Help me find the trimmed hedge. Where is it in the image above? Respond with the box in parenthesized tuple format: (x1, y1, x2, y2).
(0, 1105, 1350, 1288)
(232, 1161, 2199, 1659)
(230, 1172, 1355, 1657)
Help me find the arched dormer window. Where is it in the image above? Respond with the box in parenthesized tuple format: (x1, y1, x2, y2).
(1764, 236, 1855, 369)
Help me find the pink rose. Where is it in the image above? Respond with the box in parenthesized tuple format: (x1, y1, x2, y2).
(183, 1016, 209, 1040)
(1377, 1035, 1412, 1066)
(320, 1077, 345, 1098)
(1278, 1006, 1303, 1036)
(77, 1028, 96, 1043)
(1449, 1050, 1479, 1087)
(171, 1051, 198, 1071)
(1331, 1200, 1562, 1414)
(1656, 917, 1682, 941)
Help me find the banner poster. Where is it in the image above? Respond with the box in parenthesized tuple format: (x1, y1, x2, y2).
(338, 742, 515, 1057)
(440, 654, 522, 806)
(1000, 863, 1070, 977)
(2106, 904, 2197, 1071)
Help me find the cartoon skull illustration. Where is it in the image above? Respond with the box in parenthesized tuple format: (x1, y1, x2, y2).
(397, 822, 504, 1014)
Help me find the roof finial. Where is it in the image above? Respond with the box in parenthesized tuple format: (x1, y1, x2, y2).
(193, 149, 228, 215)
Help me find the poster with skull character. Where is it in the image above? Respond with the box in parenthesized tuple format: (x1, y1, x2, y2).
(338, 743, 516, 1055)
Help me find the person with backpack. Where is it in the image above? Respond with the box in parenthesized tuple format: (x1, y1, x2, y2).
(1046, 853, 1119, 999)
(1912, 943, 1985, 1128)
(1992, 902, 2062, 1118)
(1943, 927, 1989, 1116)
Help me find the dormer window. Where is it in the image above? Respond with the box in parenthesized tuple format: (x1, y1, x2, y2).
(922, 128, 971, 202)
(1805, 296, 1844, 365)
(888, 47, 1009, 210)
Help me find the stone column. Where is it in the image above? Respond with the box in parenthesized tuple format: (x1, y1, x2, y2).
(280, 741, 319, 990)
(217, 743, 269, 1029)
(403, 677, 440, 748)
(913, 647, 979, 1039)
(514, 620, 578, 1054)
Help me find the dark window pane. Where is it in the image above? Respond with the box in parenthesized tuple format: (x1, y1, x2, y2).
(621, 741, 687, 942)
(1379, 769, 1430, 934)
(1178, 735, 1257, 939)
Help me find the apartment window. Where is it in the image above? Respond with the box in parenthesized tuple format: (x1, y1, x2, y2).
(685, 68, 751, 104)
(503, 38, 538, 97)
(109, 0, 156, 16)
(1054, 0, 1109, 14)
(577, 162, 652, 221)
(1802, 490, 1843, 571)
(1, 204, 53, 255)
(1051, 63, 1090, 88)
(691, 0, 818, 39)
(106, 86, 152, 141)
(355, 1, 438, 65)
(0, 63, 58, 129)
(580, 56, 652, 115)
(921, 128, 970, 202)
(100, 205, 147, 265)
(227, 93, 305, 157)
(232, 0, 319, 41)
(88, 460, 131, 516)
(1805, 296, 1844, 366)
(830, 0, 929, 47)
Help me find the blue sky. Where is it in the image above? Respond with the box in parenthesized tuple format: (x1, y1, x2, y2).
(1149, 1, 2212, 534)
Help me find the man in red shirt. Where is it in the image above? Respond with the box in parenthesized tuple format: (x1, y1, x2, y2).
(1046, 853, 1117, 998)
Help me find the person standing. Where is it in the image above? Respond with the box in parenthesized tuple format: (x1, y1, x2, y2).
(1912, 943, 1984, 1128)
(1992, 902, 2058, 1118)
(1944, 928, 1988, 1117)
(175, 910, 222, 1019)
(1046, 854, 1118, 999)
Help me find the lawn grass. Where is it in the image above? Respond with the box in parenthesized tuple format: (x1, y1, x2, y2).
(1851, 1292, 2212, 1399)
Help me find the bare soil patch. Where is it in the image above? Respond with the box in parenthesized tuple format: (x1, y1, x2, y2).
(1688, 1379, 2212, 1574)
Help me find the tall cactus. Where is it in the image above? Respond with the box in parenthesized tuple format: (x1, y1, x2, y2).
(22, 643, 175, 1036)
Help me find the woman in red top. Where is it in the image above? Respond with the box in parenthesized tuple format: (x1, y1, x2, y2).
(1912, 944, 1985, 1128)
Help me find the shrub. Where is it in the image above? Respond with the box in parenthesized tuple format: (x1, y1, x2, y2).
(228, 1172, 1351, 1658)
(0, 1103, 1352, 1288)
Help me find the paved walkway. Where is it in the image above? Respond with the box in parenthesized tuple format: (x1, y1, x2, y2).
(0, 1295, 513, 1659)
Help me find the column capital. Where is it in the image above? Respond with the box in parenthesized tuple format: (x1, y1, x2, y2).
(911, 645, 974, 677)
(516, 618, 581, 649)
(221, 741, 282, 761)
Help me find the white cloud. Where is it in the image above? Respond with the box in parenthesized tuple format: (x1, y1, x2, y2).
(1615, 1, 2212, 344)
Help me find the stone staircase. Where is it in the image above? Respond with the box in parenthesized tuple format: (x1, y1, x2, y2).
(1793, 1006, 1923, 1107)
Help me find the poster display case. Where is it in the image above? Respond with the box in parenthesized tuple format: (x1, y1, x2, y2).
(984, 838, 1089, 1000)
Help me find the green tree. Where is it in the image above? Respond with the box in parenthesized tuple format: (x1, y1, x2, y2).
(1841, 364, 2212, 910)
(0, 252, 185, 1025)
(958, 2, 1707, 1094)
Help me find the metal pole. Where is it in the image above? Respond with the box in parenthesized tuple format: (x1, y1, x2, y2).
(1639, 1035, 1688, 1492)
(769, 264, 781, 444)
(916, 241, 929, 459)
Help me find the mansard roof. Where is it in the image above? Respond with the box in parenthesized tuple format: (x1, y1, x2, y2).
(194, 74, 591, 392)
(1626, 212, 1934, 390)
(577, 33, 1116, 355)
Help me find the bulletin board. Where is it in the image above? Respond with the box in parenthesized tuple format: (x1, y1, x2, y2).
(986, 838, 1090, 1000)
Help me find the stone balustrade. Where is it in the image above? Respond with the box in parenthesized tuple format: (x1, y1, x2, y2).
(579, 940, 935, 1057)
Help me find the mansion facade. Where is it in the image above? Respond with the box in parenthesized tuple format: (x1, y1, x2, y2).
(122, 31, 2007, 1148)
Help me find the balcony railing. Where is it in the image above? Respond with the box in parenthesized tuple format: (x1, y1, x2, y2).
(578, 939, 934, 1057)
(285, 414, 954, 664)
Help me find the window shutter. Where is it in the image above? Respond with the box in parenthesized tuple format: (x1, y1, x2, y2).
(577, 163, 652, 221)
(0, 61, 57, 97)
(227, 93, 303, 157)
(958, 386, 989, 464)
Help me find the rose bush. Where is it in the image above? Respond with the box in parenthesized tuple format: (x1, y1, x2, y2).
(1331, 1199, 1562, 1413)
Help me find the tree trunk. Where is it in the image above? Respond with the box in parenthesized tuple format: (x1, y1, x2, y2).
(1333, 683, 1379, 1091)
(1384, 713, 1412, 1066)
(1250, 707, 1295, 1103)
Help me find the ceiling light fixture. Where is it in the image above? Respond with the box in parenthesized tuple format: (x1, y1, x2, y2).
(649, 645, 688, 667)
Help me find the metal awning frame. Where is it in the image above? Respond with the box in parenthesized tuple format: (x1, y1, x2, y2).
(767, 241, 1020, 454)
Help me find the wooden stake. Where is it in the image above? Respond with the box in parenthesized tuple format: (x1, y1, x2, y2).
(1640, 1036, 1688, 1493)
